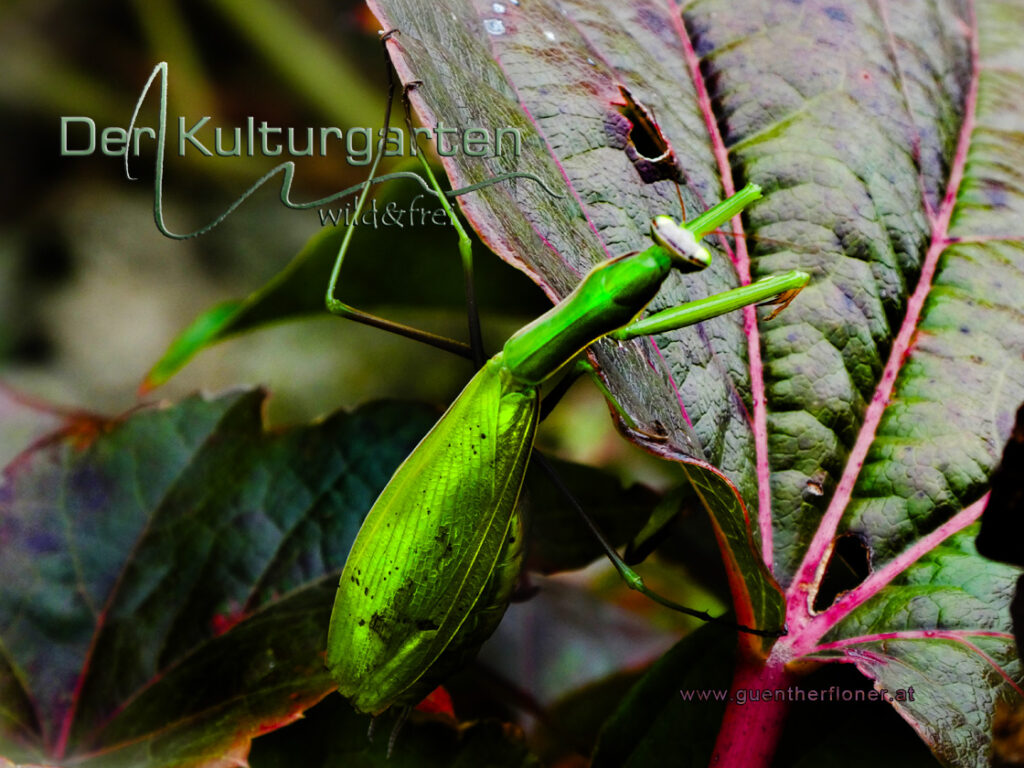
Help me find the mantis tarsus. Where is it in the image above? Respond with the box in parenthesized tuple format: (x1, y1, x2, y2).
(326, 36, 809, 718)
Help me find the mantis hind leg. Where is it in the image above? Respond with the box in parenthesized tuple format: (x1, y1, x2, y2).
(323, 30, 474, 361)
(402, 79, 486, 368)
(387, 706, 411, 758)
(530, 451, 783, 638)
(534, 357, 792, 637)
(366, 705, 412, 758)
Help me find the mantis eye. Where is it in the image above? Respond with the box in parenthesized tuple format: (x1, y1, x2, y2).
(651, 215, 711, 272)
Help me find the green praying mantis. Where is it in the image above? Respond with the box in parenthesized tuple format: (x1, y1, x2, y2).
(325, 43, 809, 718)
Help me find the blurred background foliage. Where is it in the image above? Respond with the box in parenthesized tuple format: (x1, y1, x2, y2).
(1, 0, 543, 422)
(0, 1, 736, 762)
(0, 0, 689, 478)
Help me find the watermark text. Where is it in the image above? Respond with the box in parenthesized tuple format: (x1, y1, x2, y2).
(680, 685, 916, 705)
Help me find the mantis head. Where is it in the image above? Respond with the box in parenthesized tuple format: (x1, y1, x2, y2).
(650, 215, 712, 273)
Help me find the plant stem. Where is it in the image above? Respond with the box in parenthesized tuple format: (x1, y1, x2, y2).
(709, 653, 794, 767)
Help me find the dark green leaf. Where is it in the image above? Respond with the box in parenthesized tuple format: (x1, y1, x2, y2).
(592, 623, 736, 768)
(249, 692, 539, 768)
(523, 455, 660, 574)
(533, 671, 644, 764)
(0, 390, 438, 767)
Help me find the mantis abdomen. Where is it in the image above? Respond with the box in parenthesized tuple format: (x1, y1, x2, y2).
(327, 358, 538, 714)
(397, 503, 526, 707)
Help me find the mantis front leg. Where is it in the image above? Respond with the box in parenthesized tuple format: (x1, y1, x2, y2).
(611, 269, 810, 341)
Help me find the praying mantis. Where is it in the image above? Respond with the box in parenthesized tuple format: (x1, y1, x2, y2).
(324, 55, 809, 717)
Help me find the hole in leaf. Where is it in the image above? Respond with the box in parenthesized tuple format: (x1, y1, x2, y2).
(813, 534, 871, 612)
(615, 86, 669, 161)
(804, 469, 827, 498)
(604, 86, 682, 184)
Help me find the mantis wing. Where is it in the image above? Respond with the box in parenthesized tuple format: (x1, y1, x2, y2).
(327, 356, 538, 713)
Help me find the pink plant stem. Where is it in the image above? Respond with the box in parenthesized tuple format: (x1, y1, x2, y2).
(709, 654, 794, 767)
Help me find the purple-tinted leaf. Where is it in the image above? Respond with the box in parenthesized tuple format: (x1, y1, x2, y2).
(369, 0, 786, 653)
(0, 390, 438, 767)
(0, 387, 646, 767)
(364, 0, 1024, 764)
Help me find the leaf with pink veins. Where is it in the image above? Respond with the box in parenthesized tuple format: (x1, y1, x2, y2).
(366, 0, 1024, 765)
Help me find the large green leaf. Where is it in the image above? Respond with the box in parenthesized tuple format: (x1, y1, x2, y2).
(369, 0, 794, 646)
(0, 391, 437, 767)
(803, 528, 1019, 764)
(364, 1, 1024, 764)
